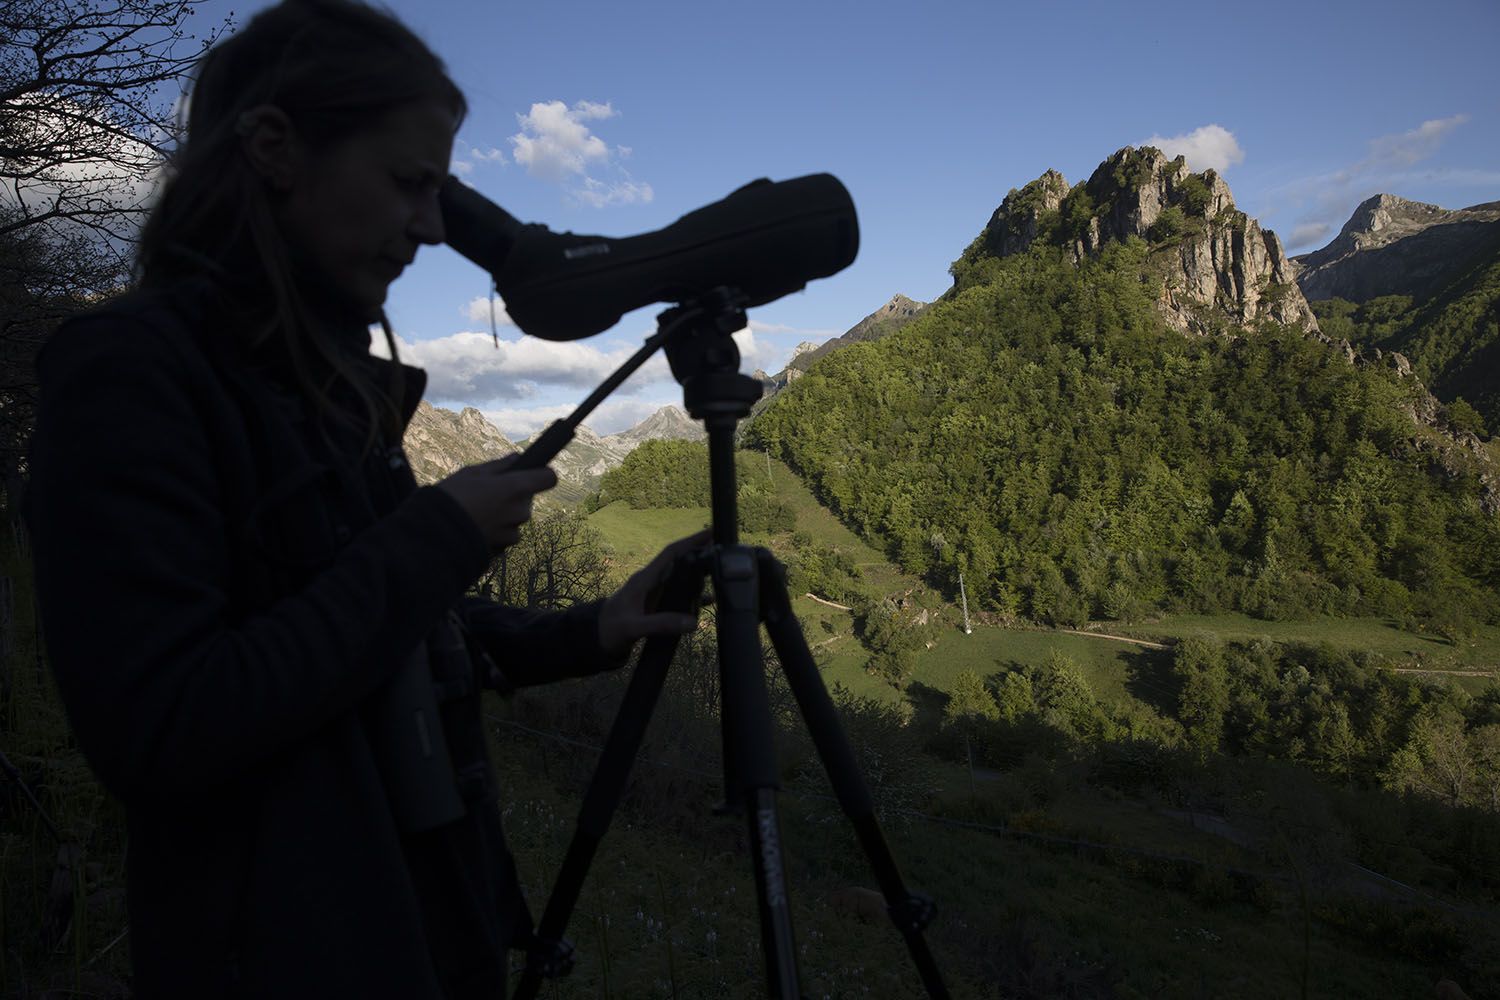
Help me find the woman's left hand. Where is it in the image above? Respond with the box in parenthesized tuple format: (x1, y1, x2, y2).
(598, 530, 711, 657)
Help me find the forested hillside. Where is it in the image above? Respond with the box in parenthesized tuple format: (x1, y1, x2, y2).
(585, 438, 794, 533)
(747, 233, 1500, 639)
(1310, 225, 1500, 431)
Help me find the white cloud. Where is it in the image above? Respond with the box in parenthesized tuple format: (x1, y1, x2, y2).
(478, 403, 577, 441)
(510, 100, 613, 182)
(572, 176, 654, 208)
(1365, 114, 1468, 169)
(1140, 124, 1245, 173)
(728, 325, 783, 373)
(481, 396, 682, 439)
(451, 144, 508, 176)
(377, 329, 673, 401)
(465, 294, 514, 327)
(1266, 114, 1481, 252)
(507, 99, 654, 208)
(1288, 222, 1332, 249)
(571, 100, 616, 122)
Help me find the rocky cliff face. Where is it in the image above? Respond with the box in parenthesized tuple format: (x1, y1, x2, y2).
(976, 147, 1319, 336)
(1293, 194, 1500, 302)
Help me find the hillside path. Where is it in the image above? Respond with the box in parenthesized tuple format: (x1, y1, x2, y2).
(1057, 628, 1170, 651)
(1391, 668, 1497, 677)
(803, 593, 853, 611)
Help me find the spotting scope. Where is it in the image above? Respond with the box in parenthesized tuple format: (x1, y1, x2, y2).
(439, 174, 859, 341)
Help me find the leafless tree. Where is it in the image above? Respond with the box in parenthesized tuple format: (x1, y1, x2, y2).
(476, 508, 614, 610)
(1, 0, 228, 493)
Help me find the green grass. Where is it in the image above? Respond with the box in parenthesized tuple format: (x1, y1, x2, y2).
(587, 503, 712, 572)
(582, 459, 1173, 713)
(583, 454, 1500, 717)
(1112, 613, 1500, 667)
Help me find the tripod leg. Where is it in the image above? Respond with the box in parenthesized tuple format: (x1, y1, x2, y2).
(512, 560, 704, 1000)
(756, 549, 951, 999)
(711, 545, 803, 1000)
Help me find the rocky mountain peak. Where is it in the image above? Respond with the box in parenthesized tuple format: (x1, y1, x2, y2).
(986, 169, 1071, 257)
(604, 405, 704, 450)
(870, 293, 925, 322)
(402, 400, 518, 486)
(784, 293, 930, 377)
(972, 146, 1317, 336)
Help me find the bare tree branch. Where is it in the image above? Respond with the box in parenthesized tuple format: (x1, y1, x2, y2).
(0, 0, 230, 485)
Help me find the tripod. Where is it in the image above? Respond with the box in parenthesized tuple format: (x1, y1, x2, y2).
(509, 290, 948, 999)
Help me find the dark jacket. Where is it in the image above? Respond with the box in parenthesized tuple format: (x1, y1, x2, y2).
(25, 284, 613, 998)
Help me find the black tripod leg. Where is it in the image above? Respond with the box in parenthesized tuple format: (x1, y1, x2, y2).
(756, 549, 951, 999)
(711, 545, 803, 999)
(512, 560, 705, 1000)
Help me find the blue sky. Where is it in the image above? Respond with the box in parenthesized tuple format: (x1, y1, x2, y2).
(198, 0, 1500, 437)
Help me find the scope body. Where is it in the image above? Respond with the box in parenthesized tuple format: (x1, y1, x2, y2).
(440, 174, 859, 341)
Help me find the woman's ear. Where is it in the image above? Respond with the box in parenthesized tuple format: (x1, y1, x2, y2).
(237, 104, 301, 193)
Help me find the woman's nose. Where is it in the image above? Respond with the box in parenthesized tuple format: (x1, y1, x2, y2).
(410, 191, 445, 245)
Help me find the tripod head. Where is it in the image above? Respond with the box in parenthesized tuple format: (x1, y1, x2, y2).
(506, 286, 765, 475)
(658, 288, 765, 433)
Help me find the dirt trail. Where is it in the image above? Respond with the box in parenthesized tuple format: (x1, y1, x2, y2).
(1057, 628, 1170, 651)
(1392, 668, 1497, 677)
(803, 593, 852, 611)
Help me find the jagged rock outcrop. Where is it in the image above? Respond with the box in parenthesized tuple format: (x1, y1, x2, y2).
(1293, 194, 1500, 302)
(974, 147, 1318, 336)
(403, 401, 518, 486)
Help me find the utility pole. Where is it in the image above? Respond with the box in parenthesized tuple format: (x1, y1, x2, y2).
(958, 572, 972, 635)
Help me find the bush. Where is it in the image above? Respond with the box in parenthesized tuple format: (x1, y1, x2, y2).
(1149, 205, 1187, 243)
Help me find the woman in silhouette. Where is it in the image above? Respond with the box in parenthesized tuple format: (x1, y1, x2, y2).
(25, 1, 700, 996)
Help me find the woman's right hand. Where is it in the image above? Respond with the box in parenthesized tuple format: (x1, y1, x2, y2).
(436, 456, 556, 550)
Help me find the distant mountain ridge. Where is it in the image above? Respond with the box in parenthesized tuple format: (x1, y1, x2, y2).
(1293, 194, 1500, 303)
(402, 402, 703, 504)
(1296, 194, 1500, 431)
(752, 294, 930, 411)
(788, 294, 928, 374)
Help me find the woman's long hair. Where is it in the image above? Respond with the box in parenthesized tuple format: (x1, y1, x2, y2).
(136, 0, 467, 456)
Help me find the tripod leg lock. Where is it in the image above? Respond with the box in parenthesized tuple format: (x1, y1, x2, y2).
(889, 893, 938, 934)
(523, 936, 576, 980)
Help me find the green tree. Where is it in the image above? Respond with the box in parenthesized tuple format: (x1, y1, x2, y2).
(1030, 650, 1108, 741)
(994, 670, 1036, 722)
(1173, 636, 1229, 755)
(945, 668, 1000, 725)
(1470, 723, 1500, 812)
(1383, 706, 1473, 807)
(1444, 398, 1488, 438)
